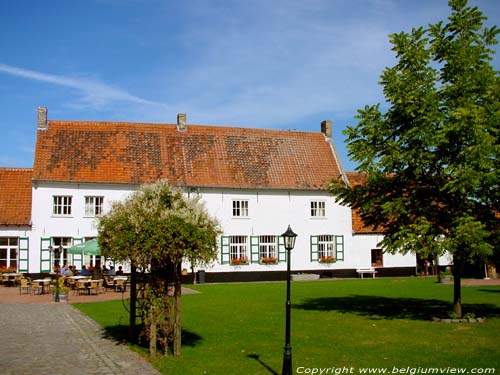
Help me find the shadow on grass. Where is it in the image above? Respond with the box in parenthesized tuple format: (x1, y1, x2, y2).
(247, 354, 279, 375)
(102, 324, 202, 348)
(294, 295, 500, 320)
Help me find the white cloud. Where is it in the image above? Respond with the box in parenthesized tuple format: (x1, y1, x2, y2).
(0, 63, 170, 113)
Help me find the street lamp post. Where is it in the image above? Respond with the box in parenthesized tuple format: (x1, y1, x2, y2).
(281, 225, 297, 375)
(49, 245, 63, 302)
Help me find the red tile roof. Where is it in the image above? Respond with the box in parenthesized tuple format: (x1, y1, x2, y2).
(0, 168, 32, 226)
(345, 171, 383, 234)
(33, 121, 342, 189)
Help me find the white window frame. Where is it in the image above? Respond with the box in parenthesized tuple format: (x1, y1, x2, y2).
(259, 235, 277, 263)
(229, 235, 248, 264)
(310, 200, 326, 217)
(85, 196, 104, 217)
(0, 237, 18, 270)
(232, 200, 249, 217)
(53, 196, 73, 216)
(318, 235, 335, 260)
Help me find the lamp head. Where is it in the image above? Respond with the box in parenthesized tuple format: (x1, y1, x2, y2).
(281, 225, 297, 251)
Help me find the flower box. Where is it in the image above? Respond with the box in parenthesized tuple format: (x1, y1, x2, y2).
(319, 256, 336, 263)
(260, 257, 278, 264)
(230, 258, 249, 265)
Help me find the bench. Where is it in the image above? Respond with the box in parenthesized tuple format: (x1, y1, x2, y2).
(356, 267, 377, 279)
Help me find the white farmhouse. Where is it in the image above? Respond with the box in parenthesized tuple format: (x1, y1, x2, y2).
(0, 108, 416, 280)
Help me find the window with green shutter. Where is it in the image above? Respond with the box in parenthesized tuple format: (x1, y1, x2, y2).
(310, 234, 344, 263)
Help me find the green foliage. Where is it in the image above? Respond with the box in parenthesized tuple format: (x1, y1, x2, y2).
(330, 0, 499, 264)
(98, 180, 221, 268)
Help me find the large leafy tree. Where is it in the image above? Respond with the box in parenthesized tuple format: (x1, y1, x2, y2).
(330, 0, 499, 318)
(98, 180, 221, 355)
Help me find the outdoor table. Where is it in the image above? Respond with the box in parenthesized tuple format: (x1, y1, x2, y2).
(68, 275, 90, 280)
(3, 273, 21, 286)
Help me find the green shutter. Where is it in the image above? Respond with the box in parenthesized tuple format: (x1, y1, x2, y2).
(335, 235, 344, 261)
(250, 236, 260, 263)
(221, 236, 230, 264)
(278, 236, 286, 263)
(71, 237, 84, 269)
(40, 237, 52, 272)
(18, 237, 29, 273)
(310, 235, 319, 262)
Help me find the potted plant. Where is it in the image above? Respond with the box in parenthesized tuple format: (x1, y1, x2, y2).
(52, 275, 69, 302)
(439, 266, 453, 283)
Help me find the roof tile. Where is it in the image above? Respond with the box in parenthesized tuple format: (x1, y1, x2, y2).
(0, 168, 32, 226)
(33, 121, 342, 189)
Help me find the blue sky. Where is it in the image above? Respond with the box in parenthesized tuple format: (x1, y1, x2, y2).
(1, 0, 499, 171)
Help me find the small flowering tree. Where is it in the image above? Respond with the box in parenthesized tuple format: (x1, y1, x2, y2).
(98, 181, 221, 356)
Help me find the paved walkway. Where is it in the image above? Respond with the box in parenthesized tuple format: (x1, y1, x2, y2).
(0, 286, 165, 375)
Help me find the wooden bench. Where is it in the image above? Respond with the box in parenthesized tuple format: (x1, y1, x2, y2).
(356, 267, 377, 279)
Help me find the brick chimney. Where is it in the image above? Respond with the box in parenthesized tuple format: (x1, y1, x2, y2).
(37, 106, 48, 130)
(177, 113, 187, 131)
(321, 119, 332, 138)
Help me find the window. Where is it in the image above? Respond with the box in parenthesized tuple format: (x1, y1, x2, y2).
(259, 235, 277, 263)
(310, 235, 344, 263)
(232, 200, 249, 217)
(311, 201, 326, 217)
(85, 196, 104, 216)
(0, 237, 18, 270)
(53, 196, 72, 216)
(229, 235, 248, 264)
(318, 235, 335, 261)
(51, 237, 72, 269)
(371, 249, 383, 267)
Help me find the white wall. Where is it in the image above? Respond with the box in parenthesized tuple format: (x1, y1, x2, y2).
(26, 182, 416, 274)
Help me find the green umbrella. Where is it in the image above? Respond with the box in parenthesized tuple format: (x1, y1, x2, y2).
(67, 239, 100, 256)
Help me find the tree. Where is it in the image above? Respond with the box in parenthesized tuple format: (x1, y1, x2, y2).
(330, 0, 499, 318)
(98, 180, 221, 355)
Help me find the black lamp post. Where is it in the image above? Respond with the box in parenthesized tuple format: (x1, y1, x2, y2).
(281, 225, 297, 375)
(49, 245, 63, 302)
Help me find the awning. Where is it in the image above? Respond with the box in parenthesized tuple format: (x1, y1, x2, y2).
(67, 239, 100, 256)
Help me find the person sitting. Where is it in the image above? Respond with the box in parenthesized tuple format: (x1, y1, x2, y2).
(65, 265, 74, 277)
(60, 264, 69, 276)
(80, 265, 91, 276)
(108, 266, 116, 276)
(115, 266, 124, 276)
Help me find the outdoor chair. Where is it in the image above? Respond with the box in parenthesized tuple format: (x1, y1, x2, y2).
(88, 280, 98, 295)
(114, 278, 126, 292)
(31, 281, 44, 295)
(19, 277, 31, 294)
(74, 280, 87, 295)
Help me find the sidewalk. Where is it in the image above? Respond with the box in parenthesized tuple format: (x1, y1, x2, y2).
(0, 286, 161, 375)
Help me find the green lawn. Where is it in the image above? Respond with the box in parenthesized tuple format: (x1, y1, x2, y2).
(74, 278, 500, 374)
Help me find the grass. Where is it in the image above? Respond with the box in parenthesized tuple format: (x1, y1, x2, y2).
(74, 277, 500, 374)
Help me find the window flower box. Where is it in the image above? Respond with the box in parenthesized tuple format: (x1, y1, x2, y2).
(230, 257, 249, 265)
(319, 256, 335, 264)
(260, 257, 278, 264)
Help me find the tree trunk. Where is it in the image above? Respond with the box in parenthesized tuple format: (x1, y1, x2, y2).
(129, 263, 137, 341)
(150, 304, 157, 356)
(173, 261, 182, 356)
(453, 256, 462, 318)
